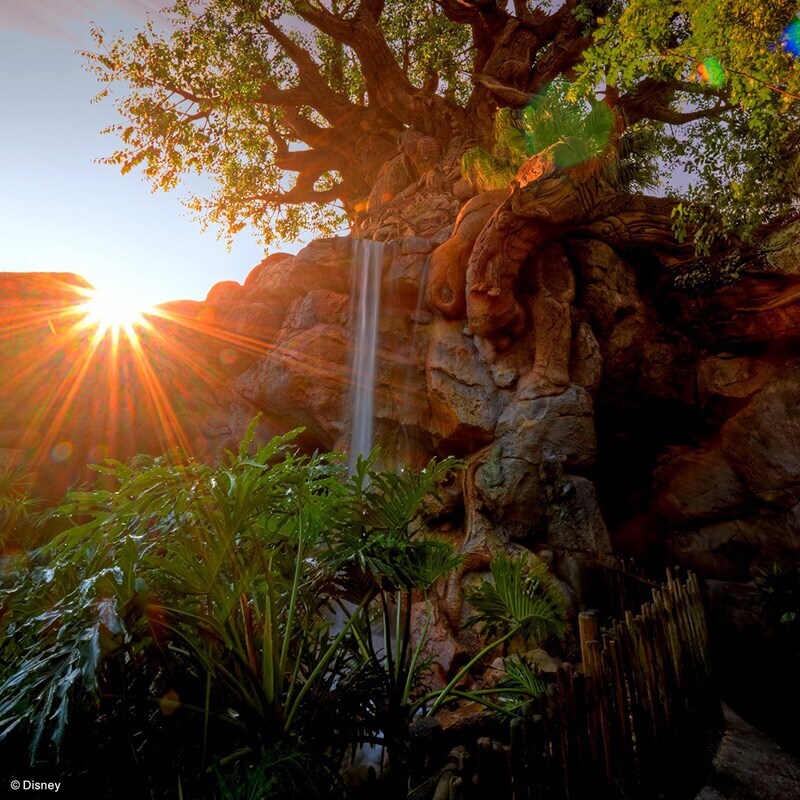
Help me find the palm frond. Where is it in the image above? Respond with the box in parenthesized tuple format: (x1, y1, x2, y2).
(467, 556, 568, 643)
(499, 656, 547, 699)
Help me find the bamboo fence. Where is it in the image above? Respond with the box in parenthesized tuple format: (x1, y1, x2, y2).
(411, 570, 720, 800)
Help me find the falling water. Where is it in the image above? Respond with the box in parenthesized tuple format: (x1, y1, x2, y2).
(348, 239, 386, 473)
(393, 254, 431, 469)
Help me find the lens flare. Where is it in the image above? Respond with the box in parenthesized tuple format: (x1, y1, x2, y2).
(698, 58, 725, 88)
(80, 289, 152, 337)
(781, 17, 800, 57)
(50, 441, 74, 463)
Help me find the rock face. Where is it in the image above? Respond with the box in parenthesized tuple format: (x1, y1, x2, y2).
(5, 210, 800, 669)
(185, 218, 800, 650)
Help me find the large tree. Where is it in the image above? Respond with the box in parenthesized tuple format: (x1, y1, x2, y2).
(89, 0, 800, 247)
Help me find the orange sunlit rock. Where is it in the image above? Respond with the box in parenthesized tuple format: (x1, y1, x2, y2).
(0, 271, 275, 500)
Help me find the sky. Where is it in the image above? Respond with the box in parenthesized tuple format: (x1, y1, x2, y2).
(0, 0, 301, 308)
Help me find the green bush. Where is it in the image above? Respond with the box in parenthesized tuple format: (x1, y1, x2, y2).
(0, 425, 463, 797)
(0, 425, 569, 797)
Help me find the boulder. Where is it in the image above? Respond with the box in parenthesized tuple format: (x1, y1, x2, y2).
(234, 323, 349, 449)
(284, 290, 349, 330)
(667, 511, 800, 582)
(220, 301, 286, 342)
(246, 238, 354, 308)
(205, 279, 243, 306)
(242, 252, 294, 290)
(569, 321, 603, 395)
(547, 475, 612, 553)
(569, 240, 647, 370)
(698, 355, 775, 406)
(722, 380, 800, 506)
(653, 448, 746, 523)
(495, 384, 596, 470)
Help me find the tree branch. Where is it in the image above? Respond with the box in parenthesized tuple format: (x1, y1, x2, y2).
(356, 0, 386, 22)
(474, 72, 531, 105)
(259, 13, 357, 124)
(250, 182, 345, 206)
(291, 1, 356, 45)
(617, 78, 733, 126)
(435, 0, 509, 74)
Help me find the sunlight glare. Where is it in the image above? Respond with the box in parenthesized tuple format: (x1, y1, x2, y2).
(80, 289, 152, 337)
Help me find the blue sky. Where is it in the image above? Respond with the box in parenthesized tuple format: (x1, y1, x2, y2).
(0, 1, 300, 307)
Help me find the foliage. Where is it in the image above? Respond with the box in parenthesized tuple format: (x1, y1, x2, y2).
(499, 655, 547, 700)
(755, 563, 800, 653)
(85, 0, 800, 250)
(461, 82, 662, 194)
(0, 465, 44, 551)
(576, 0, 800, 248)
(671, 246, 747, 291)
(0, 424, 463, 797)
(84, 0, 471, 245)
(212, 744, 320, 800)
(422, 555, 569, 718)
(467, 556, 568, 643)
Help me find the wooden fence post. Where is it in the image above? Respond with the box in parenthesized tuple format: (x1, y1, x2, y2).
(579, 610, 600, 676)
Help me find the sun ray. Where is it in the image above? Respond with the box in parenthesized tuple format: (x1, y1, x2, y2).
(78, 288, 153, 338)
(4, 277, 429, 499)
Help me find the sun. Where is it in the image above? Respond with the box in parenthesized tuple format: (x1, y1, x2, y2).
(80, 289, 152, 337)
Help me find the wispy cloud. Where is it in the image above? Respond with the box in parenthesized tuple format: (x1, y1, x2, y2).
(0, 1, 165, 40)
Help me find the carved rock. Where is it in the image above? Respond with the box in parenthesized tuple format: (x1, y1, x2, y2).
(425, 319, 502, 447)
(516, 243, 575, 399)
(569, 321, 603, 394)
(427, 189, 510, 318)
(367, 153, 414, 214)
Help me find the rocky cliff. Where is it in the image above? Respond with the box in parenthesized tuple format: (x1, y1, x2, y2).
(191, 213, 800, 663)
(3, 211, 800, 669)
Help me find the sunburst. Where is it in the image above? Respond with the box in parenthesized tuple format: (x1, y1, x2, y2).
(4, 278, 284, 486)
(79, 289, 152, 338)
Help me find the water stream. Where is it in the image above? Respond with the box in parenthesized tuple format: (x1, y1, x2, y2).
(348, 239, 387, 473)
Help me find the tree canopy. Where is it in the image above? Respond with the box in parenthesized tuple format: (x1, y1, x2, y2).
(87, 0, 800, 248)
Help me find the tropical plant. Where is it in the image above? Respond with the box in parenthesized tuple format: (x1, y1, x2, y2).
(211, 744, 320, 800)
(0, 465, 44, 551)
(0, 424, 463, 798)
(462, 82, 663, 194)
(420, 555, 569, 717)
(755, 563, 800, 653)
(321, 456, 462, 779)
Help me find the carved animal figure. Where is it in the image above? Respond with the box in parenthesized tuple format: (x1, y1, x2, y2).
(398, 128, 442, 179)
(517, 244, 575, 398)
(367, 154, 414, 214)
(426, 189, 510, 318)
(442, 446, 507, 629)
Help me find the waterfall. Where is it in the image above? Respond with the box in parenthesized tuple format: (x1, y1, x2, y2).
(348, 239, 385, 473)
(393, 254, 431, 469)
